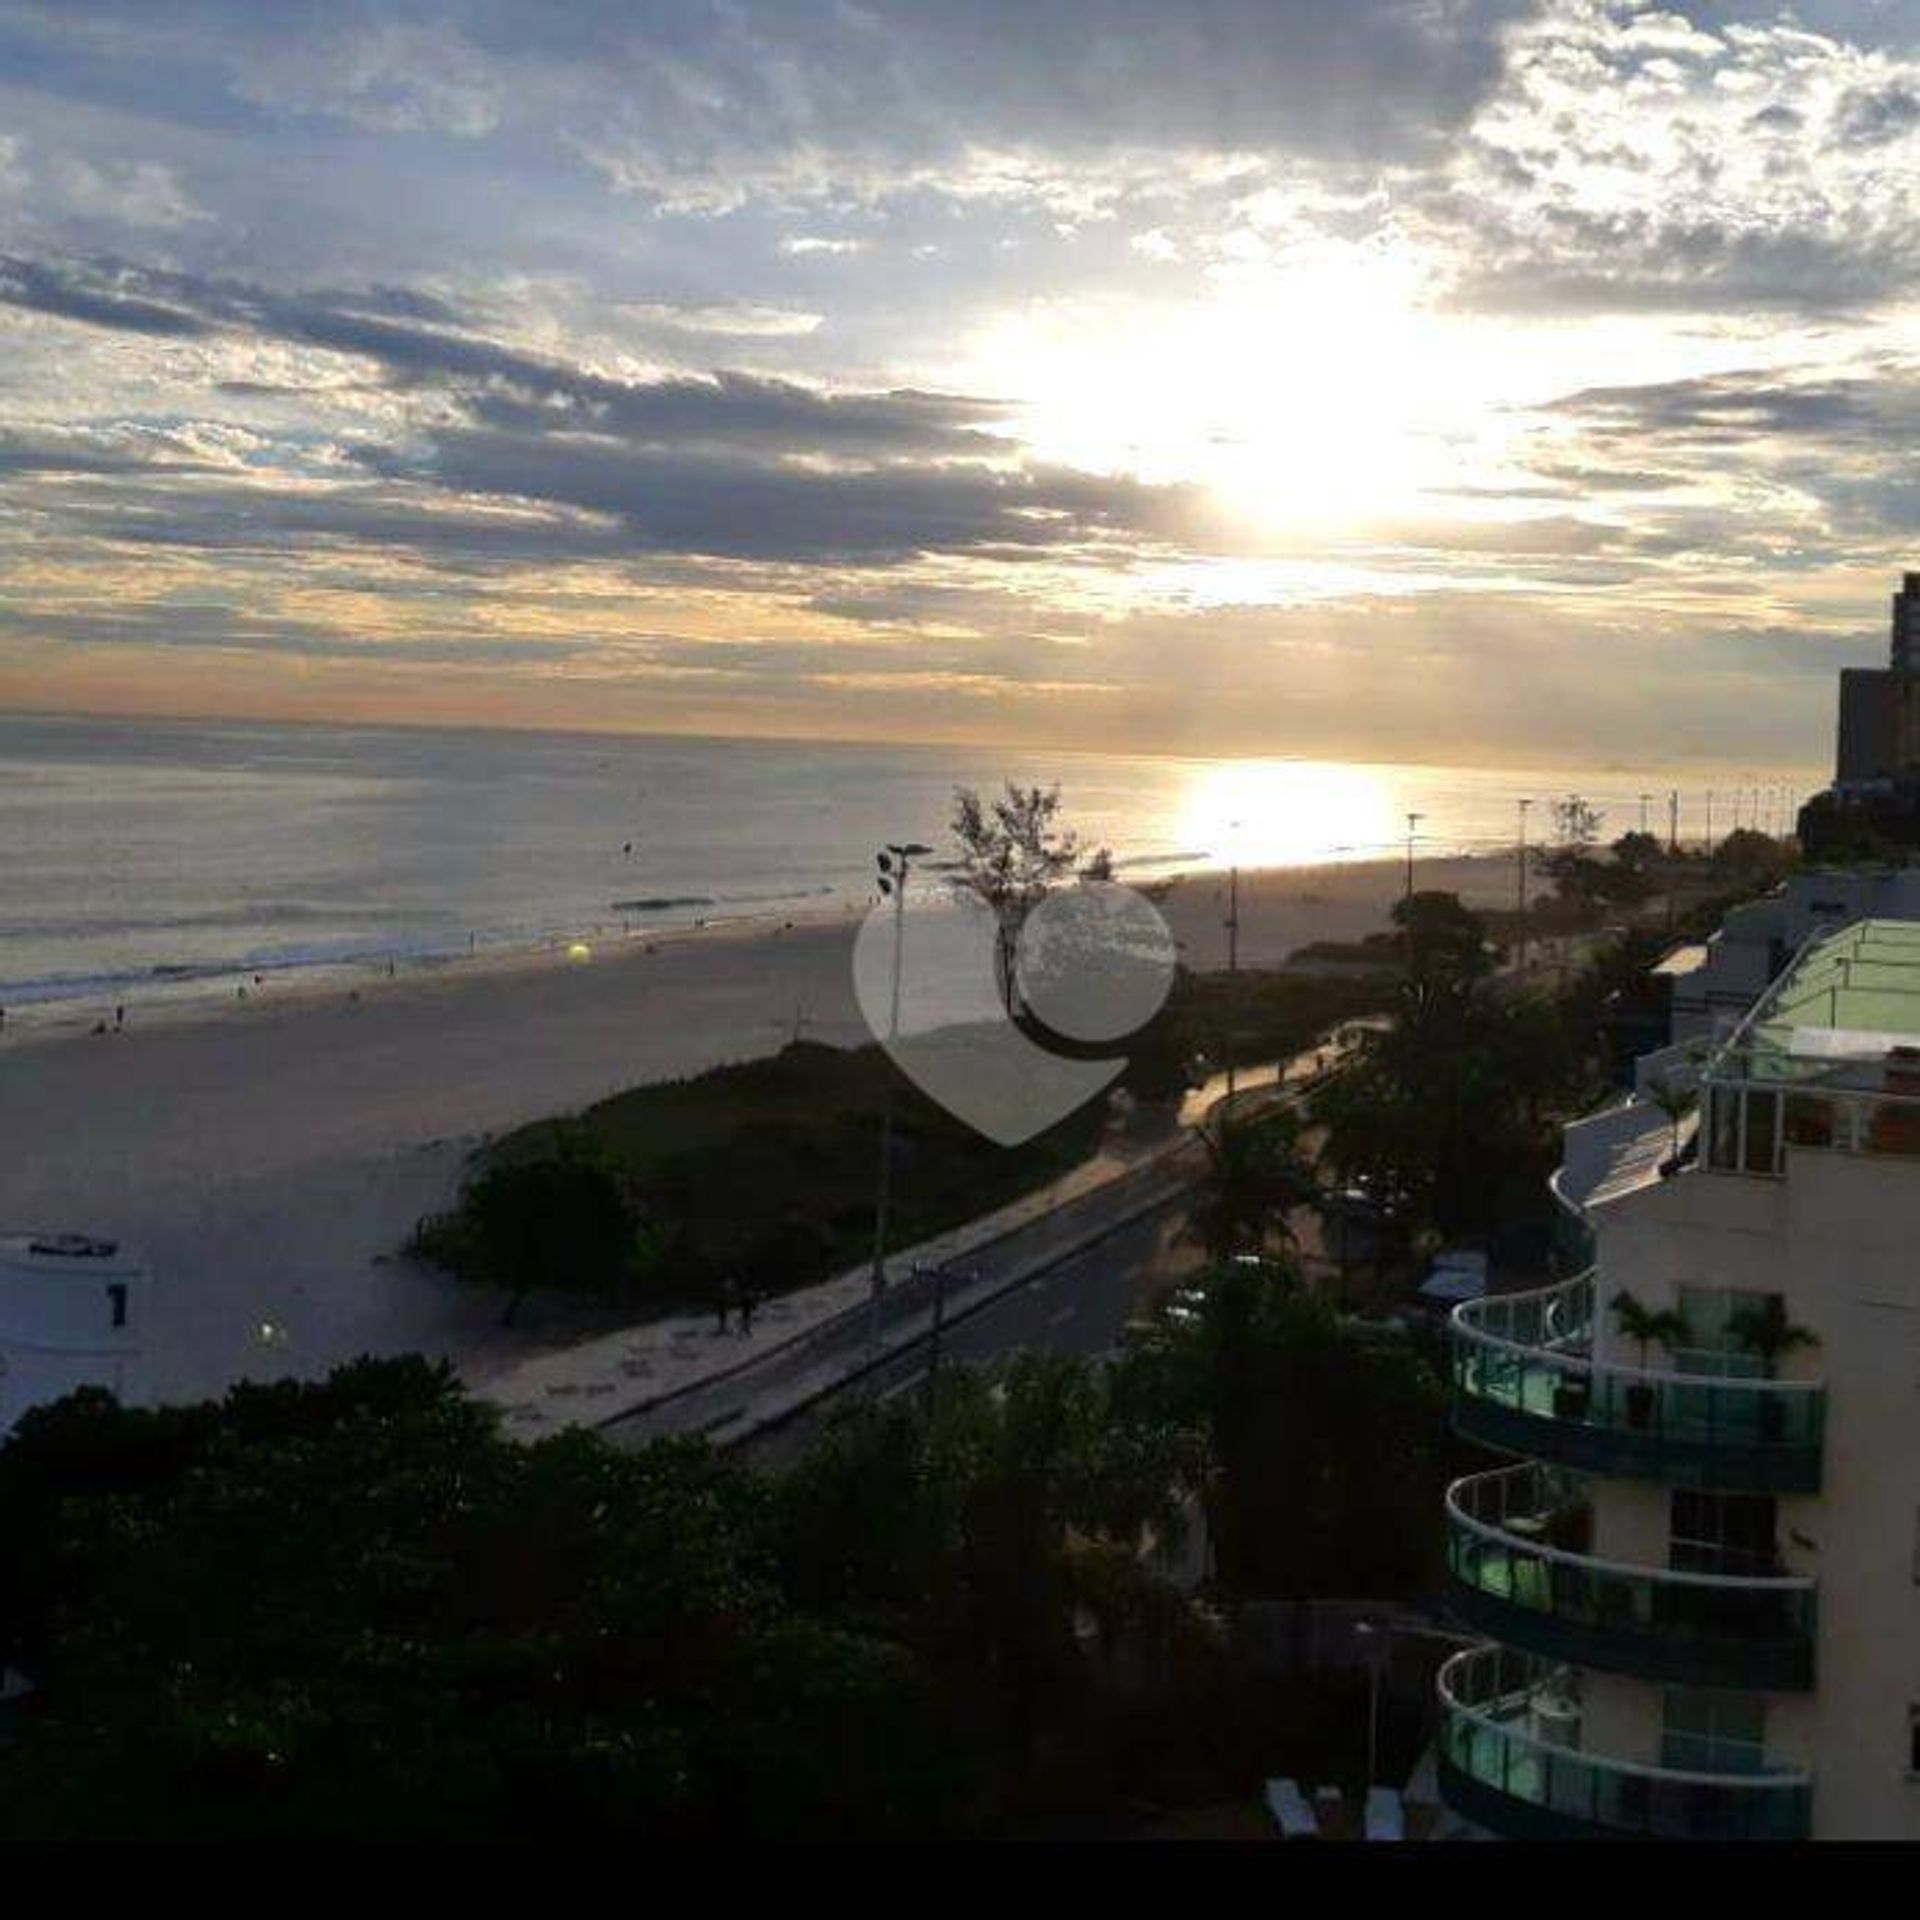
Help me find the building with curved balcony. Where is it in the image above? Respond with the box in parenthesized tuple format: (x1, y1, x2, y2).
(1439, 918, 1920, 1842)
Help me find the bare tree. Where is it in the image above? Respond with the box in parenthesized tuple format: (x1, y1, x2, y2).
(949, 783, 1106, 1016)
(1552, 794, 1603, 852)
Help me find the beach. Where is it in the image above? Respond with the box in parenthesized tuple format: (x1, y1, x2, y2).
(0, 852, 1520, 1403)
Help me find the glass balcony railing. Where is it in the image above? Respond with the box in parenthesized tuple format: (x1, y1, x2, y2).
(1438, 1647, 1812, 1843)
(1449, 1273, 1825, 1492)
(1446, 1465, 1816, 1689)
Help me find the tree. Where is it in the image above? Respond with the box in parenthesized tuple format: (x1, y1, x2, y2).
(775, 1352, 1195, 1788)
(0, 1361, 960, 1841)
(1612, 830, 1662, 876)
(409, 1122, 637, 1323)
(1608, 1288, 1691, 1368)
(949, 783, 1089, 1016)
(1726, 1297, 1820, 1378)
(1394, 890, 1496, 993)
(1644, 1072, 1699, 1169)
(1114, 1259, 1447, 1598)
(1182, 1106, 1322, 1261)
(1553, 794, 1603, 851)
(1308, 895, 1575, 1242)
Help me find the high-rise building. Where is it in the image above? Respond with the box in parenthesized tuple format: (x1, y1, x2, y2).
(1893, 573, 1920, 676)
(1437, 918, 1920, 1841)
(1832, 573, 1920, 789)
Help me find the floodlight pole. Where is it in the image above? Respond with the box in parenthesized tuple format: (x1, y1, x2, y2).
(1515, 798, 1531, 970)
(868, 840, 931, 1355)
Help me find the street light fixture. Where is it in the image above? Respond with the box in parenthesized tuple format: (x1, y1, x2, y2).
(870, 840, 932, 1351)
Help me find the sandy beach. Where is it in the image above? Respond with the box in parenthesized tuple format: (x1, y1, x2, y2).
(0, 852, 1521, 1403)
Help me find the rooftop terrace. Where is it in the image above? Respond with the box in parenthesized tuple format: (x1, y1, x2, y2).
(1716, 919, 1920, 1090)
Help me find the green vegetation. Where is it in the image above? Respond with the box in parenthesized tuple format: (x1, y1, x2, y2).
(0, 1254, 1451, 1839)
(949, 781, 1108, 1015)
(1182, 1105, 1321, 1261)
(410, 958, 1385, 1317)
(1726, 1297, 1820, 1377)
(1608, 1288, 1692, 1368)
(1308, 891, 1580, 1243)
(1118, 1258, 1451, 1599)
(1124, 963, 1389, 1100)
(410, 1037, 1107, 1316)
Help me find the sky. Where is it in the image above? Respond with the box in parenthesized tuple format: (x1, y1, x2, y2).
(0, 0, 1913, 769)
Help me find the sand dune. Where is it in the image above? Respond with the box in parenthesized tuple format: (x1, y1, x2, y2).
(0, 852, 1521, 1403)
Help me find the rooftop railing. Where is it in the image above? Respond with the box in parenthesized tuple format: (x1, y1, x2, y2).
(1446, 1464, 1815, 1689)
(1449, 1273, 1825, 1492)
(1437, 1646, 1812, 1843)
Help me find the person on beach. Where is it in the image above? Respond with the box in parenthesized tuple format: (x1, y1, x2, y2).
(714, 1277, 735, 1336)
(738, 1287, 758, 1338)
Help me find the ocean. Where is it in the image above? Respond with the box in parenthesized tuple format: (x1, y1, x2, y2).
(0, 709, 1818, 1023)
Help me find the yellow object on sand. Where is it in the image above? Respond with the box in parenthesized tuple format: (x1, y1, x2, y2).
(567, 941, 592, 962)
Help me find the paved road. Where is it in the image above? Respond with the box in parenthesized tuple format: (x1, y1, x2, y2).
(738, 1198, 1201, 1471)
(601, 1031, 1354, 1464)
(602, 1150, 1197, 1453)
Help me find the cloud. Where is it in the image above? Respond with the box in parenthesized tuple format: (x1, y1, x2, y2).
(42, 157, 208, 230)
(1428, 2, 1920, 317)
(1833, 75, 1920, 143)
(620, 302, 824, 338)
(0, 254, 213, 337)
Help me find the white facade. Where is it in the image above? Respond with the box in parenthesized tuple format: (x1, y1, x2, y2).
(1441, 918, 1920, 1841)
(0, 1233, 149, 1432)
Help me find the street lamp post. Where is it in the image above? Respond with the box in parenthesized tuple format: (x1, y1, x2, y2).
(1352, 1617, 1482, 1791)
(1225, 826, 1242, 1104)
(1403, 812, 1423, 905)
(869, 839, 932, 1351)
(1515, 798, 1531, 970)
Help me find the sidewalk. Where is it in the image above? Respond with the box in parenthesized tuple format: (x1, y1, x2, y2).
(475, 1039, 1343, 1442)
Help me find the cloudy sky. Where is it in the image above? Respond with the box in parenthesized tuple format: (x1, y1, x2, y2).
(0, 1, 1913, 767)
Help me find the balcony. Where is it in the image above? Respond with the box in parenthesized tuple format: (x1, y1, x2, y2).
(1449, 1272, 1824, 1492)
(1446, 1465, 1815, 1689)
(1437, 1647, 1812, 1843)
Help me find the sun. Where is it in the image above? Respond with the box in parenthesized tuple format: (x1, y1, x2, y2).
(1179, 760, 1400, 869)
(960, 244, 1492, 534)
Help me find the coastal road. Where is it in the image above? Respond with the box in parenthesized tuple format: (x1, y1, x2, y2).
(737, 1200, 1201, 1472)
(598, 1029, 1363, 1465)
(602, 1175, 1201, 1462)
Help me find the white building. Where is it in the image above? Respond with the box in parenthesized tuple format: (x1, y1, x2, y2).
(1670, 868, 1920, 1047)
(1439, 917, 1920, 1841)
(0, 1233, 148, 1433)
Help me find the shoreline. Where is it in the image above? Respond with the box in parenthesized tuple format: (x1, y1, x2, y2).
(0, 849, 1522, 1409)
(0, 848, 1522, 1053)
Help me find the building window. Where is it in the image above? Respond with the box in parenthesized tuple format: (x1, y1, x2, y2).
(1709, 1089, 1741, 1171)
(1743, 1089, 1780, 1175)
(1664, 1689, 1768, 1776)
(1783, 1093, 1835, 1149)
(1671, 1490, 1779, 1577)
(1674, 1286, 1771, 1380)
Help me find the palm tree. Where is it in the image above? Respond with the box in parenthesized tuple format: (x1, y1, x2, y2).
(1726, 1296, 1820, 1378)
(1727, 1296, 1820, 1444)
(1609, 1287, 1691, 1431)
(1608, 1288, 1692, 1368)
(1644, 1073, 1698, 1171)
(1183, 1105, 1322, 1263)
